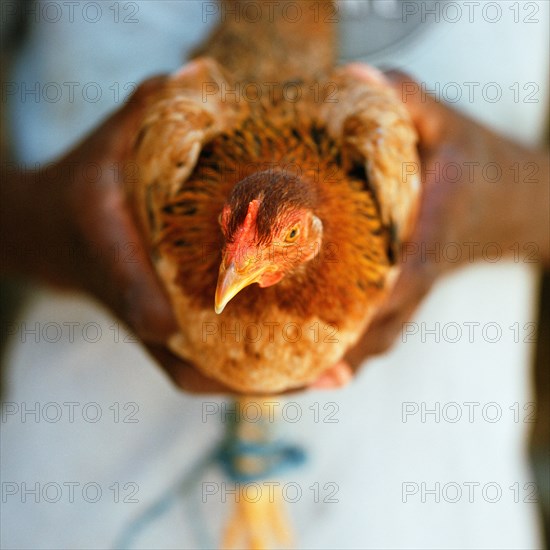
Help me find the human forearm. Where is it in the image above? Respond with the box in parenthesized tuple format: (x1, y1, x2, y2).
(0, 165, 72, 283)
(345, 70, 549, 365)
(450, 114, 549, 268)
(396, 88, 550, 275)
(481, 142, 549, 267)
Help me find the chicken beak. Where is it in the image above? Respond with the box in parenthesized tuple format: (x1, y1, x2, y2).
(215, 262, 266, 314)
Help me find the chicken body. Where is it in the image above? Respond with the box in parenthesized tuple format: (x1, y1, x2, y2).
(128, 1, 419, 393)
(156, 100, 391, 392)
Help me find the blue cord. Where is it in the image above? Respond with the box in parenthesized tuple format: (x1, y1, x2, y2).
(216, 438, 306, 483)
(113, 446, 218, 549)
(113, 405, 306, 549)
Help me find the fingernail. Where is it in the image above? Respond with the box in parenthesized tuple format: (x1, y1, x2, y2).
(310, 373, 338, 389)
(310, 361, 353, 390)
(345, 63, 387, 85)
(171, 59, 201, 78)
(334, 361, 353, 385)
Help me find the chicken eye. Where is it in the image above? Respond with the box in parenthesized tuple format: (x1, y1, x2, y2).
(285, 226, 300, 243)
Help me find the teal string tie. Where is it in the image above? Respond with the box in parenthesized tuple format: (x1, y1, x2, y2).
(215, 399, 307, 482)
(112, 401, 306, 548)
(216, 437, 307, 482)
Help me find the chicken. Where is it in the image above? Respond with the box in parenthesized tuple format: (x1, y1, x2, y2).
(126, 0, 419, 394)
(124, 2, 419, 547)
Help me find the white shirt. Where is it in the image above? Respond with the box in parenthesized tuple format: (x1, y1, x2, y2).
(2, 1, 548, 548)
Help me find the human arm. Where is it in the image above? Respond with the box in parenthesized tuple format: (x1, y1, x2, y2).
(345, 70, 549, 366)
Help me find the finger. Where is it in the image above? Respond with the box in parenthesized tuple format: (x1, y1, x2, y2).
(146, 345, 234, 394)
(344, 263, 434, 369)
(96, 198, 179, 345)
(344, 301, 419, 369)
(81, 75, 170, 161)
(384, 69, 447, 148)
(67, 172, 178, 345)
(343, 62, 389, 86)
(119, 75, 169, 113)
(309, 360, 353, 390)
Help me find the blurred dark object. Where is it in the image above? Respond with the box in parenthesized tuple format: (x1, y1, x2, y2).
(530, 117, 550, 549)
(0, 0, 32, 51)
(0, 0, 34, 397)
(531, 270, 550, 546)
(0, 280, 28, 395)
(0, 2, 548, 543)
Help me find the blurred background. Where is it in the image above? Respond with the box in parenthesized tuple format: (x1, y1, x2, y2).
(1, 1, 549, 548)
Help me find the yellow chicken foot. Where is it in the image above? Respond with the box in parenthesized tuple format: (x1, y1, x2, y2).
(218, 397, 304, 550)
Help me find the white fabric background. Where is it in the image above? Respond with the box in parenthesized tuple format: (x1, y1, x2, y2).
(2, 1, 548, 548)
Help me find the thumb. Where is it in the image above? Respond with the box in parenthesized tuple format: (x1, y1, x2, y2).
(106, 204, 179, 345)
(384, 69, 447, 148)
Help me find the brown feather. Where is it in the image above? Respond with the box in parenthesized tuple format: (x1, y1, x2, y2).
(127, 2, 419, 392)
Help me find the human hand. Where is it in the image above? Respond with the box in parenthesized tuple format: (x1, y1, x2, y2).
(6, 65, 545, 392)
(1, 71, 236, 392)
(344, 68, 549, 369)
(2, 65, 353, 394)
